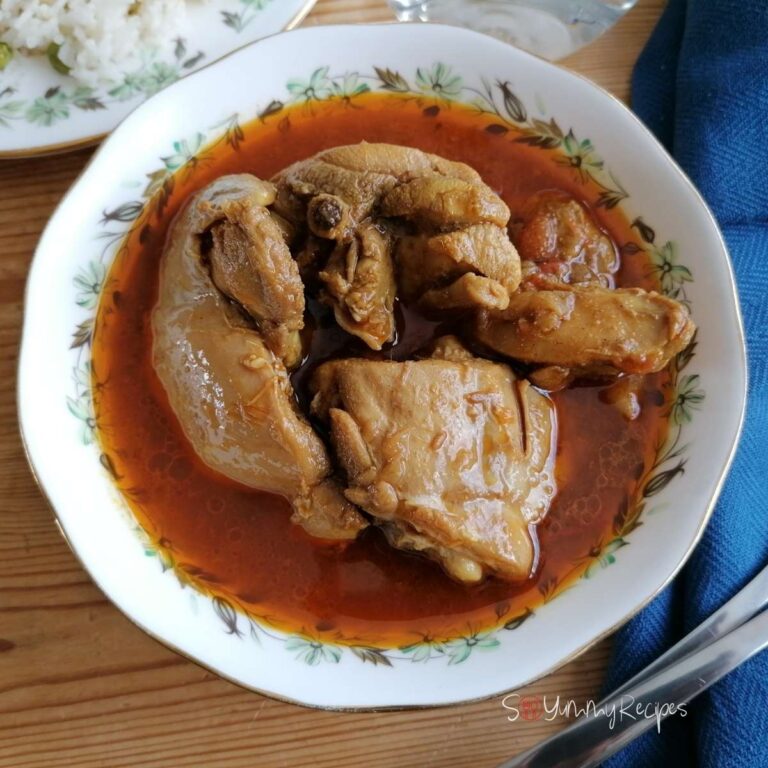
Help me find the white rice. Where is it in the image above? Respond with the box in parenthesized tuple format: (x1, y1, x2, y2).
(0, 0, 200, 85)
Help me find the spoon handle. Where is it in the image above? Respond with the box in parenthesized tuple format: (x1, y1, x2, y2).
(604, 564, 768, 702)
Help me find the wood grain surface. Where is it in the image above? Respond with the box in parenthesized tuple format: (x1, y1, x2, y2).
(0, 1, 664, 766)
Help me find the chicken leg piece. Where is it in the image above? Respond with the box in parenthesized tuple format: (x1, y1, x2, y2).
(152, 175, 367, 541)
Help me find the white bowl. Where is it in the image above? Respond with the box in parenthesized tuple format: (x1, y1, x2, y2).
(19, 24, 746, 709)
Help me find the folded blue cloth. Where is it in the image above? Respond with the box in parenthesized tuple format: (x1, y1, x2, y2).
(603, 1, 768, 766)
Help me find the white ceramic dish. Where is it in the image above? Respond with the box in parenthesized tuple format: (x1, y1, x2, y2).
(0, 0, 315, 158)
(19, 24, 746, 709)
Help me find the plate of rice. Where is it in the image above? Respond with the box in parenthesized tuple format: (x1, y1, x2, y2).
(0, 0, 316, 157)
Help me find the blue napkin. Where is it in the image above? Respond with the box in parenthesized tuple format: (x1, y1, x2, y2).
(603, 1, 768, 766)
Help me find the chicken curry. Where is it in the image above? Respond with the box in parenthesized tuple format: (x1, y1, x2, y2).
(93, 94, 693, 645)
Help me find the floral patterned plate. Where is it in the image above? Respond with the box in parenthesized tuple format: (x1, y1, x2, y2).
(19, 24, 746, 709)
(0, 0, 315, 157)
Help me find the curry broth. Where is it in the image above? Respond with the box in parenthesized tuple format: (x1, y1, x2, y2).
(93, 93, 669, 645)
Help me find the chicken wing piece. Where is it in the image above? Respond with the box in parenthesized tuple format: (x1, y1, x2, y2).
(277, 144, 475, 347)
(513, 191, 619, 288)
(272, 142, 484, 227)
(318, 221, 396, 350)
(152, 176, 367, 541)
(273, 142, 520, 329)
(396, 223, 521, 305)
(196, 174, 305, 368)
(475, 285, 696, 375)
(310, 337, 557, 582)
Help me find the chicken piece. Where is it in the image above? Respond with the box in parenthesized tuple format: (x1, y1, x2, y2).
(419, 273, 510, 312)
(379, 175, 510, 229)
(429, 334, 476, 361)
(528, 365, 575, 392)
(396, 223, 521, 305)
(319, 222, 396, 350)
(152, 176, 367, 541)
(273, 142, 519, 326)
(314, 142, 483, 182)
(600, 375, 645, 420)
(475, 285, 696, 375)
(273, 142, 483, 228)
(310, 337, 557, 582)
(514, 191, 619, 288)
(197, 174, 305, 368)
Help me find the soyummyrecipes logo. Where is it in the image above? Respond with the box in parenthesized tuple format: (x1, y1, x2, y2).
(501, 694, 687, 733)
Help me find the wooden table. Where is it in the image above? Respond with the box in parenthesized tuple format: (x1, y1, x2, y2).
(0, 1, 664, 765)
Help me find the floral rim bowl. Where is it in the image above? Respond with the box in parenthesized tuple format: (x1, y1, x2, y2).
(19, 24, 746, 709)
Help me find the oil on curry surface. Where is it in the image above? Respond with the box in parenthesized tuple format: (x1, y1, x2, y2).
(83, 83, 699, 661)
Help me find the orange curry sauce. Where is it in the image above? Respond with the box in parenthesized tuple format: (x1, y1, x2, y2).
(93, 93, 669, 646)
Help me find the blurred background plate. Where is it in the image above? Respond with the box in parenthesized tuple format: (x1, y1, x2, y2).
(0, 0, 316, 158)
(389, 0, 639, 60)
